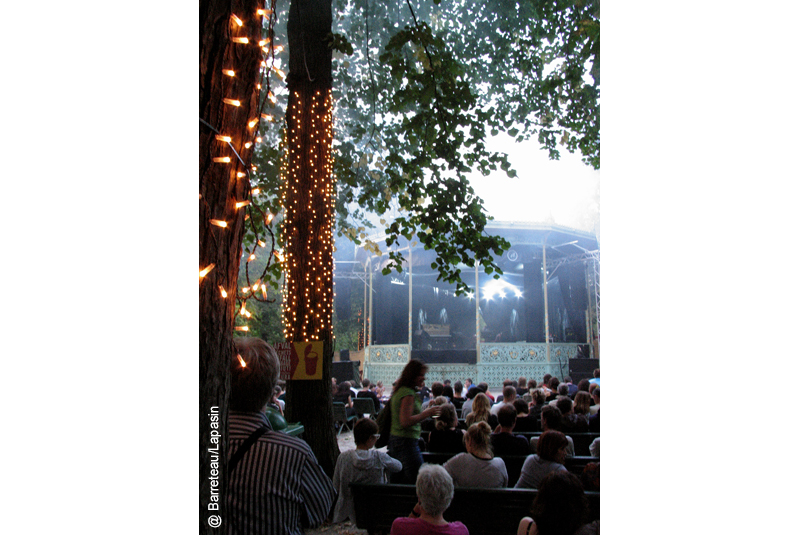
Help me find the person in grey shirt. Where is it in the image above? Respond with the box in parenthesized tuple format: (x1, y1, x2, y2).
(443, 421, 508, 488)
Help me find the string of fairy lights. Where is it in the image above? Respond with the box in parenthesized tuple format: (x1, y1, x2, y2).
(200, 1, 338, 344)
(200, 2, 284, 334)
(280, 88, 336, 342)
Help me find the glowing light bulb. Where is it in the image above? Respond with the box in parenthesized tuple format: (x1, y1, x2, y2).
(219, 286, 228, 298)
(235, 200, 251, 209)
(210, 219, 227, 228)
(223, 69, 235, 77)
(252, 188, 260, 195)
(248, 118, 258, 128)
(248, 253, 256, 261)
(231, 14, 243, 26)
(266, 213, 274, 223)
(223, 98, 241, 106)
(244, 142, 252, 149)
(261, 114, 273, 121)
(199, 264, 216, 278)
(237, 171, 246, 178)
(234, 326, 249, 332)
(237, 353, 247, 367)
(232, 37, 248, 44)
(215, 135, 232, 143)
(213, 157, 231, 163)
(257, 240, 266, 247)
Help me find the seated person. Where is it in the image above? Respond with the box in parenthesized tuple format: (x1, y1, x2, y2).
(589, 437, 599, 458)
(515, 430, 569, 490)
(451, 381, 466, 414)
(558, 397, 589, 433)
(267, 385, 284, 415)
(544, 377, 559, 402)
(491, 385, 518, 415)
(530, 406, 575, 458)
(547, 383, 571, 408)
(516, 471, 598, 535)
(490, 405, 531, 457)
(422, 382, 445, 409)
(227, 337, 335, 534)
(442, 384, 455, 402)
(588, 387, 600, 415)
(528, 389, 546, 427)
(512, 398, 539, 433)
(464, 393, 499, 430)
(588, 409, 599, 433)
(478, 382, 494, 403)
(580, 462, 600, 492)
(573, 391, 593, 418)
(459, 386, 480, 418)
(390, 464, 469, 534)
(421, 396, 451, 432)
(332, 418, 402, 524)
(333, 381, 355, 417)
(517, 376, 529, 397)
(357, 378, 382, 412)
(443, 422, 508, 488)
(427, 403, 466, 454)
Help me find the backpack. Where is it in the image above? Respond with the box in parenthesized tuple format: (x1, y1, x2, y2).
(375, 396, 392, 448)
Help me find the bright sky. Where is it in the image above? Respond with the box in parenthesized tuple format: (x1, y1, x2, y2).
(471, 132, 600, 236)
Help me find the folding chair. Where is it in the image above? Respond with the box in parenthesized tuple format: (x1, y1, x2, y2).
(332, 401, 356, 436)
(353, 397, 377, 420)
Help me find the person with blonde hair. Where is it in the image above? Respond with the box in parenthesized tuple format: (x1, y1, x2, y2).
(464, 392, 498, 429)
(573, 391, 592, 418)
(390, 464, 469, 534)
(443, 421, 508, 488)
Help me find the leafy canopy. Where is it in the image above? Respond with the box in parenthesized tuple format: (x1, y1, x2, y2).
(245, 0, 599, 297)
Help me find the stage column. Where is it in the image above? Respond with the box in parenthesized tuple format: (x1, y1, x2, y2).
(368, 257, 374, 348)
(408, 247, 413, 348)
(363, 259, 369, 366)
(475, 260, 481, 363)
(543, 242, 550, 363)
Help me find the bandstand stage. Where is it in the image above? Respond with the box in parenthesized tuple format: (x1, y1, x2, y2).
(334, 222, 601, 388)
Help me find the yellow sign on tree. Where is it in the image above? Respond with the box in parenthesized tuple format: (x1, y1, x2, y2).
(275, 341, 324, 380)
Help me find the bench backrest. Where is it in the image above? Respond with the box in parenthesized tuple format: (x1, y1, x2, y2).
(350, 483, 599, 535)
(420, 452, 598, 486)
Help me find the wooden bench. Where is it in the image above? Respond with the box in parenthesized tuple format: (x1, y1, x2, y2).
(351, 482, 599, 535)
(517, 432, 599, 457)
(420, 452, 598, 486)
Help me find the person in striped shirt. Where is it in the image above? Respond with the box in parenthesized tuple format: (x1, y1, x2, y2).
(226, 337, 336, 535)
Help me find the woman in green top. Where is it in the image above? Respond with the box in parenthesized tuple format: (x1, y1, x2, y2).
(388, 359, 441, 483)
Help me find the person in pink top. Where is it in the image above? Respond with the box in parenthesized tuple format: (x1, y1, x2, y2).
(390, 464, 469, 535)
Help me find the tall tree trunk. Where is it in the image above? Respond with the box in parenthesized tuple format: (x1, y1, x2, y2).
(283, 0, 339, 476)
(199, 0, 263, 531)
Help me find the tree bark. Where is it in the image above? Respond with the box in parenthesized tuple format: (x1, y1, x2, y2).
(283, 0, 340, 477)
(199, 0, 263, 532)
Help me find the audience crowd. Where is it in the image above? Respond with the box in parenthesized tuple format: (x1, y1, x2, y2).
(227, 343, 600, 535)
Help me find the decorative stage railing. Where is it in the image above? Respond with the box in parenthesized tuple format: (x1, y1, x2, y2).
(363, 343, 582, 388)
